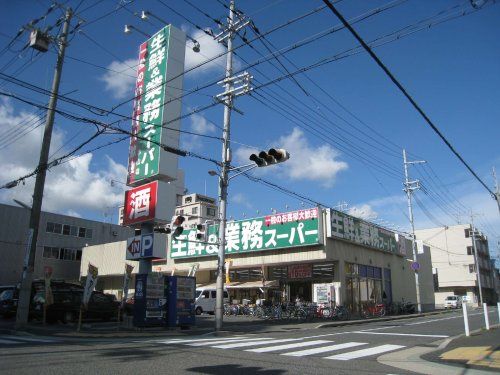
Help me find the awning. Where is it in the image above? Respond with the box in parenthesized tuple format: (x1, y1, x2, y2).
(196, 280, 279, 290)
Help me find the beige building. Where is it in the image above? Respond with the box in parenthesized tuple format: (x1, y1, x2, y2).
(416, 224, 497, 307)
(174, 193, 218, 229)
(84, 206, 435, 313)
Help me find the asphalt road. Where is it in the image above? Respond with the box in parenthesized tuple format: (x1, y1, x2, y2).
(0, 307, 498, 375)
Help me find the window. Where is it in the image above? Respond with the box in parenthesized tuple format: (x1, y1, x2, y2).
(207, 207, 216, 217)
(184, 196, 192, 204)
(76, 250, 82, 261)
(469, 264, 476, 273)
(70, 225, 78, 236)
(78, 227, 86, 238)
(467, 246, 474, 255)
(62, 224, 70, 235)
(53, 223, 62, 234)
(192, 207, 198, 215)
(210, 291, 216, 298)
(46, 222, 55, 233)
(269, 266, 288, 280)
(202, 291, 210, 298)
(85, 228, 93, 239)
(43, 246, 59, 259)
(465, 228, 470, 238)
(312, 263, 334, 279)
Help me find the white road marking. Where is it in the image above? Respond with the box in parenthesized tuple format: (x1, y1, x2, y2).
(353, 331, 448, 338)
(189, 337, 273, 347)
(4, 336, 55, 343)
(0, 339, 20, 345)
(404, 312, 484, 326)
(156, 336, 248, 345)
(246, 340, 332, 353)
(326, 344, 405, 361)
(283, 342, 367, 357)
(212, 338, 301, 349)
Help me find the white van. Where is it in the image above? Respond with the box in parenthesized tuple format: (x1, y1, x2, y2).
(195, 288, 229, 315)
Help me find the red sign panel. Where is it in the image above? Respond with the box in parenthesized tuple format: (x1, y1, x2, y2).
(288, 264, 312, 279)
(265, 207, 318, 227)
(123, 181, 158, 226)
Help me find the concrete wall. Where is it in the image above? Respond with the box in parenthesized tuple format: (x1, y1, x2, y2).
(0, 203, 133, 285)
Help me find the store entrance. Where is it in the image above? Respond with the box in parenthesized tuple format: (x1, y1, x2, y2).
(288, 281, 312, 302)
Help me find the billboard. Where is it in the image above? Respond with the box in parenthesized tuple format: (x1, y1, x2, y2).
(126, 233, 168, 260)
(171, 207, 323, 259)
(127, 25, 186, 186)
(122, 180, 179, 226)
(326, 209, 398, 254)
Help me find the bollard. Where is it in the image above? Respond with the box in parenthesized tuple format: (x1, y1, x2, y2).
(463, 302, 470, 337)
(483, 303, 490, 330)
(497, 302, 500, 324)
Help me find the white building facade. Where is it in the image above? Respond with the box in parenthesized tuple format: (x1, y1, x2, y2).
(416, 224, 497, 307)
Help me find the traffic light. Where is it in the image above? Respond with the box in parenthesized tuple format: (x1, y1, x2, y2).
(171, 215, 185, 238)
(249, 148, 290, 167)
(195, 223, 206, 241)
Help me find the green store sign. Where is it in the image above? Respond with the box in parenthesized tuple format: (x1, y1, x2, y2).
(326, 209, 398, 253)
(127, 26, 170, 185)
(170, 208, 323, 259)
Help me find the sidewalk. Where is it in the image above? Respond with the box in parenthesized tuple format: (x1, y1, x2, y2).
(0, 308, 458, 339)
(422, 327, 500, 372)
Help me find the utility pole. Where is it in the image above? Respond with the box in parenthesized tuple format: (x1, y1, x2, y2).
(213, 0, 251, 331)
(403, 149, 426, 314)
(15, 8, 72, 328)
(470, 213, 483, 306)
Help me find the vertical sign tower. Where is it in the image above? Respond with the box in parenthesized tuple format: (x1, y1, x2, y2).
(123, 25, 186, 274)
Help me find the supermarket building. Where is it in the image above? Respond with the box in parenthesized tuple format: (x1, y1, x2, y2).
(86, 206, 435, 313)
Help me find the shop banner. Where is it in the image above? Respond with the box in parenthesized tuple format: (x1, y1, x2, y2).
(123, 181, 158, 226)
(326, 209, 398, 253)
(121, 263, 134, 308)
(44, 266, 53, 306)
(83, 264, 98, 308)
(288, 264, 312, 279)
(171, 208, 322, 259)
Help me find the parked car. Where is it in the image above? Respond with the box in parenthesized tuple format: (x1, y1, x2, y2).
(444, 295, 463, 309)
(0, 287, 18, 318)
(195, 288, 229, 315)
(32, 290, 120, 323)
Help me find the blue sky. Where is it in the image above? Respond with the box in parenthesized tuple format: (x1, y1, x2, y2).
(0, 0, 498, 260)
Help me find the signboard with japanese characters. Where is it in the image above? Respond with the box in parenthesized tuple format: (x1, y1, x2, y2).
(288, 264, 312, 279)
(123, 181, 158, 225)
(122, 180, 176, 226)
(126, 232, 167, 260)
(127, 25, 186, 186)
(326, 209, 398, 254)
(171, 208, 323, 259)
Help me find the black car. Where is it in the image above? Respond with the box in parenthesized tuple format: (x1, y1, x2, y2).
(32, 289, 120, 323)
(0, 287, 18, 318)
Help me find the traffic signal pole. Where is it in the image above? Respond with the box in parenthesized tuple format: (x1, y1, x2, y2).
(215, 0, 236, 332)
(15, 8, 73, 328)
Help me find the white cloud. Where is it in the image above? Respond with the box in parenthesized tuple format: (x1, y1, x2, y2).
(184, 29, 229, 75)
(234, 128, 348, 188)
(0, 99, 127, 217)
(231, 192, 252, 208)
(181, 113, 217, 152)
(347, 204, 378, 220)
(100, 58, 136, 99)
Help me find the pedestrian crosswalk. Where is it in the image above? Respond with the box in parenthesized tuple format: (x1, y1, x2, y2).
(153, 335, 405, 361)
(0, 335, 58, 346)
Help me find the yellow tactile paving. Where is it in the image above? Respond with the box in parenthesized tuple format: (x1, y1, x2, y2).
(440, 346, 500, 369)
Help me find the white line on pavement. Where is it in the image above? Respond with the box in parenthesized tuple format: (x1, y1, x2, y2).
(352, 331, 449, 338)
(189, 337, 273, 347)
(325, 344, 405, 361)
(0, 339, 20, 345)
(212, 338, 301, 349)
(282, 342, 367, 357)
(404, 312, 484, 326)
(155, 336, 248, 345)
(246, 340, 332, 353)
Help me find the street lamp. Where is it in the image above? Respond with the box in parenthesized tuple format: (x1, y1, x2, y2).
(140, 10, 200, 52)
(123, 24, 151, 38)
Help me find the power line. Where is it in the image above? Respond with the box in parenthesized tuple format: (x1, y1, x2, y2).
(321, 0, 497, 201)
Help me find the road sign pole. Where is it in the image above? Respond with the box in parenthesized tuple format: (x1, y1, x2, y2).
(462, 302, 470, 337)
(483, 303, 490, 330)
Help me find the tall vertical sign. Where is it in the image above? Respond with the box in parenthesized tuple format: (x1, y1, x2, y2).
(127, 25, 186, 186)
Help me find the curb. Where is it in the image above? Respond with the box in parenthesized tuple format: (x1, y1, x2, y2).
(316, 309, 454, 328)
